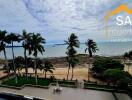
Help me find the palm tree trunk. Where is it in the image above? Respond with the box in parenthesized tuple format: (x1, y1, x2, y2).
(128, 65, 130, 73)
(34, 57, 38, 84)
(67, 62, 70, 80)
(3, 49, 9, 77)
(24, 49, 28, 80)
(11, 42, 17, 84)
(45, 71, 46, 79)
(71, 67, 74, 80)
(88, 61, 90, 81)
(88, 48, 92, 57)
(43, 70, 44, 74)
(18, 69, 21, 75)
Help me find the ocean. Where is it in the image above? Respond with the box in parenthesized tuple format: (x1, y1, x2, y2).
(0, 42, 132, 59)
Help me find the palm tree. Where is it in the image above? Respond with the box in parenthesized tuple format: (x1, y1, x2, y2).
(43, 60, 54, 78)
(128, 51, 132, 72)
(85, 39, 98, 57)
(26, 57, 34, 73)
(124, 52, 129, 60)
(70, 56, 79, 80)
(37, 59, 44, 73)
(85, 39, 98, 81)
(8, 60, 14, 73)
(66, 47, 77, 80)
(14, 56, 25, 75)
(37, 60, 54, 79)
(0, 30, 10, 76)
(65, 33, 79, 80)
(65, 33, 80, 50)
(8, 56, 24, 75)
(124, 51, 132, 73)
(128, 50, 132, 61)
(22, 30, 32, 79)
(30, 33, 45, 84)
(7, 33, 21, 83)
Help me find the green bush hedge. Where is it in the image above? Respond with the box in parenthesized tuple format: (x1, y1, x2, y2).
(84, 83, 115, 89)
(2, 76, 76, 87)
(2, 76, 53, 87)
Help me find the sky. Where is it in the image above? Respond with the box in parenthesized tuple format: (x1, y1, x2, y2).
(0, 0, 132, 44)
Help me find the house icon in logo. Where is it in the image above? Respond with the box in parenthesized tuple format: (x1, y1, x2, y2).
(104, 4, 132, 37)
(105, 4, 132, 21)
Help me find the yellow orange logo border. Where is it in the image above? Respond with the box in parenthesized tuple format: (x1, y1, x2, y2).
(104, 4, 132, 37)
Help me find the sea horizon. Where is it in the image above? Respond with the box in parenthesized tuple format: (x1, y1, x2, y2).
(5, 40, 132, 47)
(1, 41, 132, 59)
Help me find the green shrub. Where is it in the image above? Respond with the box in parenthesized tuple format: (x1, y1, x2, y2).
(2, 76, 52, 87)
(2, 76, 76, 87)
(92, 57, 124, 74)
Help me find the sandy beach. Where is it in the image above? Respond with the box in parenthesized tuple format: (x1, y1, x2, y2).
(20, 66, 132, 82)
(20, 67, 102, 83)
(0, 55, 132, 83)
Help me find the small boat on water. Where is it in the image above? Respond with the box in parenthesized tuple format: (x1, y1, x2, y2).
(53, 82, 62, 93)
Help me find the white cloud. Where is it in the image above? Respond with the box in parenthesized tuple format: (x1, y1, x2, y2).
(0, 0, 132, 43)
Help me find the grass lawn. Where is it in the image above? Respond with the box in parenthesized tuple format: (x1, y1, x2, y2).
(2, 76, 52, 87)
(1, 76, 76, 87)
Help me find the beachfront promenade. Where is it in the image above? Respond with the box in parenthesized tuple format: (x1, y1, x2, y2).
(0, 86, 131, 100)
